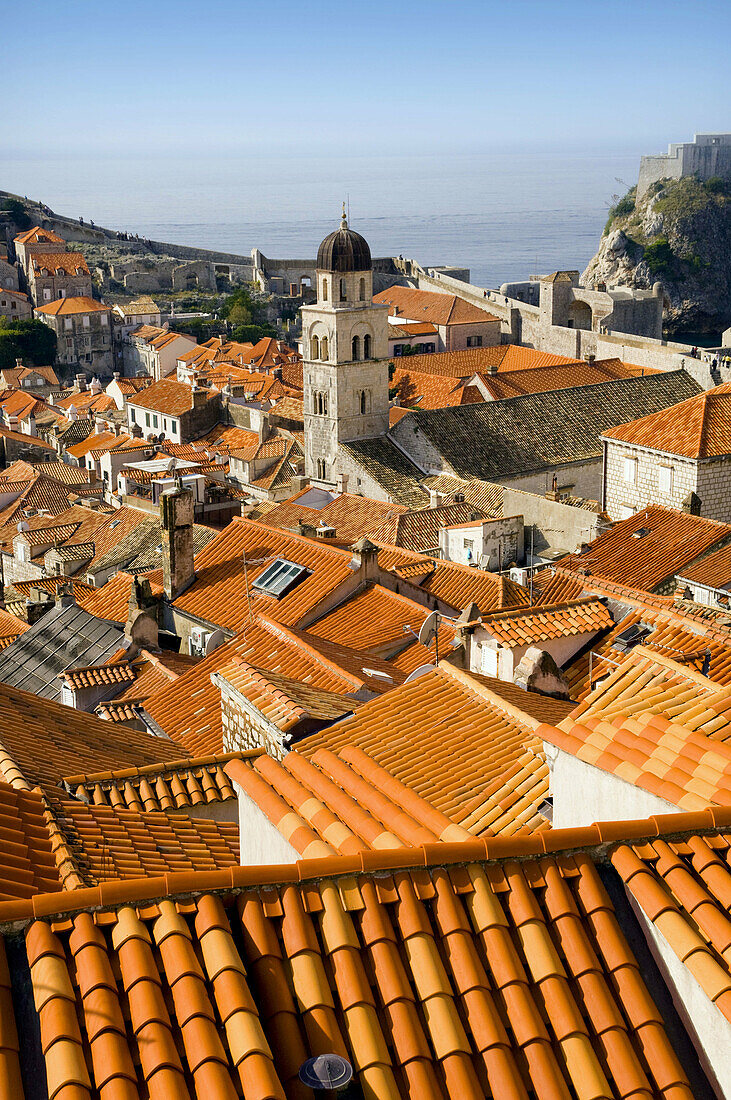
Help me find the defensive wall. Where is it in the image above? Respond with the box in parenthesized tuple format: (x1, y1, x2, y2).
(638, 133, 731, 198)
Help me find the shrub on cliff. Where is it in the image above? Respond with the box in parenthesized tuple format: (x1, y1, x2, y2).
(603, 187, 636, 234)
(642, 236, 675, 277)
(0, 318, 56, 368)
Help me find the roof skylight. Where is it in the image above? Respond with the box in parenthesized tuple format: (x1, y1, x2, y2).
(252, 558, 309, 599)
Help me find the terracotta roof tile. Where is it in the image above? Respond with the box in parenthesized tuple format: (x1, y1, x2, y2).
(1, 815, 718, 1100)
(374, 285, 499, 325)
(559, 505, 731, 592)
(603, 382, 731, 459)
(375, 542, 529, 614)
(480, 596, 613, 647)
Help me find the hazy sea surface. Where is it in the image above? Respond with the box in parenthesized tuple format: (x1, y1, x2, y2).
(2, 150, 640, 288)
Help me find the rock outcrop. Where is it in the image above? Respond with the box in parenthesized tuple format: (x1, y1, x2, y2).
(582, 176, 731, 336)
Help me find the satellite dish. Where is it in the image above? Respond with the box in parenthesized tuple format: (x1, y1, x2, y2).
(205, 628, 225, 655)
(166, 456, 177, 473)
(299, 1054, 353, 1091)
(418, 610, 439, 647)
(404, 663, 436, 684)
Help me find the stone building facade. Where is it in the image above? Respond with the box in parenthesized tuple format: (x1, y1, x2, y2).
(0, 288, 32, 321)
(35, 297, 113, 373)
(26, 252, 92, 306)
(602, 439, 731, 523)
(302, 210, 390, 486)
(0, 258, 19, 291)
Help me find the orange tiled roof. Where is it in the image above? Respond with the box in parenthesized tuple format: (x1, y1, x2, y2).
(78, 571, 164, 624)
(216, 659, 361, 731)
(300, 662, 569, 827)
(375, 284, 500, 325)
(603, 382, 731, 458)
(480, 596, 614, 647)
(308, 582, 439, 653)
(677, 541, 731, 589)
(0, 679, 194, 796)
(370, 501, 496, 553)
(49, 797, 240, 885)
(14, 225, 65, 245)
(126, 376, 215, 415)
(559, 505, 731, 592)
(375, 541, 530, 614)
(145, 614, 404, 755)
(567, 645, 731, 735)
(0, 781, 60, 900)
(542, 705, 731, 810)
(0, 812, 717, 1100)
(388, 344, 583, 378)
(168, 517, 358, 633)
(30, 252, 89, 277)
(261, 488, 407, 544)
(61, 751, 248, 813)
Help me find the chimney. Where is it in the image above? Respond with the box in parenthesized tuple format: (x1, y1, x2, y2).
(682, 491, 702, 516)
(94, 416, 107, 434)
(258, 413, 270, 444)
(27, 414, 36, 437)
(124, 576, 159, 651)
(25, 595, 54, 625)
(191, 386, 208, 411)
(113, 372, 121, 382)
(349, 536, 380, 578)
(15, 358, 23, 370)
(75, 373, 87, 392)
(336, 472, 349, 494)
(486, 363, 498, 376)
(587, 353, 596, 365)
(545, 473, 560, 501)
(90, 377, 102, 394)
(161, 477, 195, 599)
(428, 489, 444, 509)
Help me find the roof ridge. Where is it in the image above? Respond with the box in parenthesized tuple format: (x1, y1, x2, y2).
(437, 661, 541, 729)
(4, 804, 731, 926)
(257, 616, 364, 691)
(481, 595, 600, 623)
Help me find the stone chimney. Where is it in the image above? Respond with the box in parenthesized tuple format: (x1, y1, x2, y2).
(15, 358, 23, 370)
(258, 413, 270, 444)
(682, 491, 702, 516)
(349, 536, 380, 579)
(513, 646, 570, 699)
(160, 477, 195, 599)
(90, 377, 102, 395)
(94, 416, 107, 435)
(336, 473, 349, 494)
(428, 489, 444, 509)
(486, 364, 498, 376)
(75, 373, 87, 392)
(113, 371, 121, 382)
(545, 473, 560, 502)
(25, 594, 54, 625)
(125, 577, 159, 651)
(191, 386, 208, 411)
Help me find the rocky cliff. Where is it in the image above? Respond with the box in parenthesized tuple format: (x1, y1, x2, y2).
(582, 176, 731, 336)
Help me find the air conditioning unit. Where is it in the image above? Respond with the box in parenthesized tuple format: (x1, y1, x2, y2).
(189, 626, 210, 656)
(510, 566, 529, 586)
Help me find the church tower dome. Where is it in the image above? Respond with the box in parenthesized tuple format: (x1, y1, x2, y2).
(317, 206, 371, 272)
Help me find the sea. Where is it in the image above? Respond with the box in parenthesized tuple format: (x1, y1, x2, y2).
(3, 149, 641, 289)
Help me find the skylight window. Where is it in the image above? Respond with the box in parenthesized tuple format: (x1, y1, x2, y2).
(253, 558, 309, 599)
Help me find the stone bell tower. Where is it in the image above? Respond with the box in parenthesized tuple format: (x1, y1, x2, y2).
(302, 206, 390, 487)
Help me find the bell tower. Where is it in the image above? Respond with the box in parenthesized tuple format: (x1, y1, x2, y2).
(303, 206, 390, 486)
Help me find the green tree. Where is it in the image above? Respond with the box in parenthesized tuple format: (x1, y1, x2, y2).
(230, 322, 278, 344)
(388, 360, 399, 401)
(0, 318, 57, 368)
(1, 198, 31, 230)
(643, 236, 675, 278)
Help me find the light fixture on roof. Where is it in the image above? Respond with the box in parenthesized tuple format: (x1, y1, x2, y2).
(299, 1054, 353, 1092)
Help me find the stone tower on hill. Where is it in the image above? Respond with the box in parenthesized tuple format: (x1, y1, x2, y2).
(302, 207, 390, 487)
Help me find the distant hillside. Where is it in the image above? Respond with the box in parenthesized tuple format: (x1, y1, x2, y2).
(582, 175, 731, 336)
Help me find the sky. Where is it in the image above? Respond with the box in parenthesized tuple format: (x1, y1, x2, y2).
(3, 0, 729, 157)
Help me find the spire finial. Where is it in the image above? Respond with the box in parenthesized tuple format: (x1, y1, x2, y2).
(340, 201, 348, 229)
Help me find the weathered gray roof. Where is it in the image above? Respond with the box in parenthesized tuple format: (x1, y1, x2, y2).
(391, 371, 701, 480)
(339, 437, 428, 509)
(0, 601, 125, 701)
(89, 519, 215, 576)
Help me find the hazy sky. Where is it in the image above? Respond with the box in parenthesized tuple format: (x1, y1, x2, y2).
(4, 0, 728, 156)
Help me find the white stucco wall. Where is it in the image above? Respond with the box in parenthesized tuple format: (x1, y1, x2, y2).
(547, 746, 677, 829)
(625, 891, 731, 1099)
(233, 780, 300, 866)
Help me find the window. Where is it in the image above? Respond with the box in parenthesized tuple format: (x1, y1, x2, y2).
(171, 420, 178, 434)
(130, 409, 136, 424)
(311, 335, 319, 360)
(317, 458, 327, 480)
(321, 335, 328, 360)
(623, 457, 637, 486)
(360, 390, 367, 415)
(658, 465, 674, 494)
(100, 313, 108, 325)
(253, 558, 309, 598)
(359, 277, 365, 300)
(363, 333, 372, 359)
(64, 318, 72, 331)
(466, 336, 483, 348)
(83, 315, 90, 328)
(322, 279, 328, 301)
(145, 412, 150, 427)
(352, 335, 360, 360)
(43, 288, 52, 301)
(339, 278, 347, 302)
(152, 414, 158, 428)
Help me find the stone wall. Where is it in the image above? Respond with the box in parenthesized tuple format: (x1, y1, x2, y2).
(638, 134, 731, 198)
(603, 439, 698, 520)
(218, 676, 285, 759)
